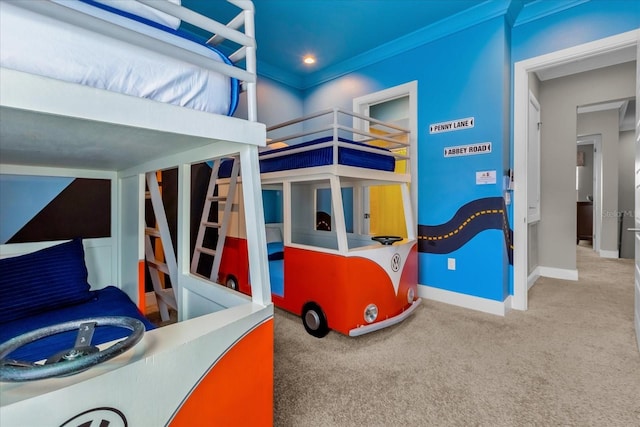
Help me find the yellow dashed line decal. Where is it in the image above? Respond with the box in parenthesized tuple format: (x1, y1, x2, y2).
(417, 196, 514, 264)
(419, 209, 504, 241)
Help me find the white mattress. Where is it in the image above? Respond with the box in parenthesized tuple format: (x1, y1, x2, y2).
(0, 0, 235, 116)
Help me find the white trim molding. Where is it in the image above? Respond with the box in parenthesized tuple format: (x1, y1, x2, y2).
(418, 284, 512, 317)
(538, 266, 578, 281)
(635, 262, 640, 352)
(598, 250, 619, 259)
(528, 267, 541, 289)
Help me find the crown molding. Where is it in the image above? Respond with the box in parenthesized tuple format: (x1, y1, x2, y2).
(256, 59, 303, 89)
(259, 0, 515, 90)
(513, 0, 589, 27)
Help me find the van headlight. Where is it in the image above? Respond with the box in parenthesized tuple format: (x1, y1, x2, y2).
(364, 304, 378, 323)
(407, 287, 415, 304)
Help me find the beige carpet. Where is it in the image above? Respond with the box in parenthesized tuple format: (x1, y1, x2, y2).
(273, 244, 639, 426)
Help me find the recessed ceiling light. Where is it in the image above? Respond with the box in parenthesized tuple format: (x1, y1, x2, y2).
(303, 55, 316, 65)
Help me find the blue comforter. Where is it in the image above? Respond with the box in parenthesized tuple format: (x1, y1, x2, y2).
(0, 286, 156, 363)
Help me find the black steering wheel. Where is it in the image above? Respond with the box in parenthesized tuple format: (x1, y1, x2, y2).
(0, 316, 145, 382)
(372, 235, 403, 246)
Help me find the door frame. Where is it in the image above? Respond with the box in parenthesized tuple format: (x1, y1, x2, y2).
(576, 134, 602, 253)
(513, 30, 639, 310)
(352, 81, 418, 224)
(635, 39, 640, 351)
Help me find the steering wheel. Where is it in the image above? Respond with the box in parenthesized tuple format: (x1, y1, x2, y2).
(372, 235, 403, 246)
(0, 316, 145, 382)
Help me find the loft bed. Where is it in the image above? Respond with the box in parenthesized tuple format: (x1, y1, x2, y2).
(260, 108, 411, 184)
(216, 108, 412, 186)
(198, 107, 412, 285)
(213, 107, 414, 256)
(259, 108, 414, 252)
(208, 109, 418, 337)
(213, 107, 413, 251)
(0, 1, 272, 426)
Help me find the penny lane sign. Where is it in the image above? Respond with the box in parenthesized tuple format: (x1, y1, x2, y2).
(429, 117, 474, 134)
(428, 116, 491, 158)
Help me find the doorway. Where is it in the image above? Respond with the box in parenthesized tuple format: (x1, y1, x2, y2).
(576, 134, 600, 253)
(513, 30, 638, 311)
(352, 81, 418, 223)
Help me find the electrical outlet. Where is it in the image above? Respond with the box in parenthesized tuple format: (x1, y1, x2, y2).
(448, 258, 456, 270)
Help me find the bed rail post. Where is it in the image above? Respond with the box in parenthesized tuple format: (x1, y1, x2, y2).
(242, 3, 258, 122)
(332, 108, 339, 165)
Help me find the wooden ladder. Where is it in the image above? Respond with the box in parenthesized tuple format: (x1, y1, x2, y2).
(190, 157, 240, 284)
(144, 171, 177, 322)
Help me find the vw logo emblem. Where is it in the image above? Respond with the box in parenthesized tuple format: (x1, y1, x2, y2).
(60, 407, 127, 427)
(391, 253, 401, 272)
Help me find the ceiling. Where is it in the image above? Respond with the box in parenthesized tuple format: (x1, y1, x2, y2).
(181, 0, 539, 89)
(183, 0, 479, 75)
(578, 99, 636, 133)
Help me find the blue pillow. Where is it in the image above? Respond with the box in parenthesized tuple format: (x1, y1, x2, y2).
(0, 239, 92, 324)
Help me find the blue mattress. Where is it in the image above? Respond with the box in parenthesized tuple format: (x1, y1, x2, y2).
(0, 286, 156, 363)
(218, 136, 396, 177)
(261, 136, 396, 173)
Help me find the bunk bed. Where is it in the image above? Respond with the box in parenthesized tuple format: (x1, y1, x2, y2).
(261, 108, 412, 180)
(207, 108, 419, 337)
(217, 107, 411, 180)
(0, 1, 273, 425)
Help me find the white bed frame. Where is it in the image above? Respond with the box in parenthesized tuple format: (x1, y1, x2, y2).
(210, 108, 418, 337)
(263, 107, 412, 182)
(0, 1, 273, 425)
(217, 107, 414, 252)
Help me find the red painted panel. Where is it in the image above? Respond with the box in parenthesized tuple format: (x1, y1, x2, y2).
(218, 237, 249, 291)
(223, 238, 418, 336)
(169, 319, 274, 426)
(278, 244, 418, 335)
(138, 261, 145, 313)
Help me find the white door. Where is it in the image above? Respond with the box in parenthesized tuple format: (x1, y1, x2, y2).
(634, 54, 640, 351)
(527, 92, 541, 224)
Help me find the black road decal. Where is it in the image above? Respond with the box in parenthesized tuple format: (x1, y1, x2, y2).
(418, 197, 513, 264)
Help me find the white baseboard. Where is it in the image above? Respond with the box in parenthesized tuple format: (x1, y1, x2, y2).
(636, 318, 640, 351)
(634, 280, 640, 351)
(528, 267, 541, 290)
(418, 285, 511, 316)
(538, 266, 578, 281)
(599, 249, 619, 259)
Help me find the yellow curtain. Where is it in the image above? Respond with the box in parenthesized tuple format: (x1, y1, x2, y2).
(368, 129, 407, 237)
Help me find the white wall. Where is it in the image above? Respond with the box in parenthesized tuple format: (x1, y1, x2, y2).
(234, 76, 304, 127)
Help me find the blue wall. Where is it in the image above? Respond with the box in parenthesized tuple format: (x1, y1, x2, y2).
(512, 0, 639, 63)
(0, 175, 73, 244)
(302, 17, 512, 301)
